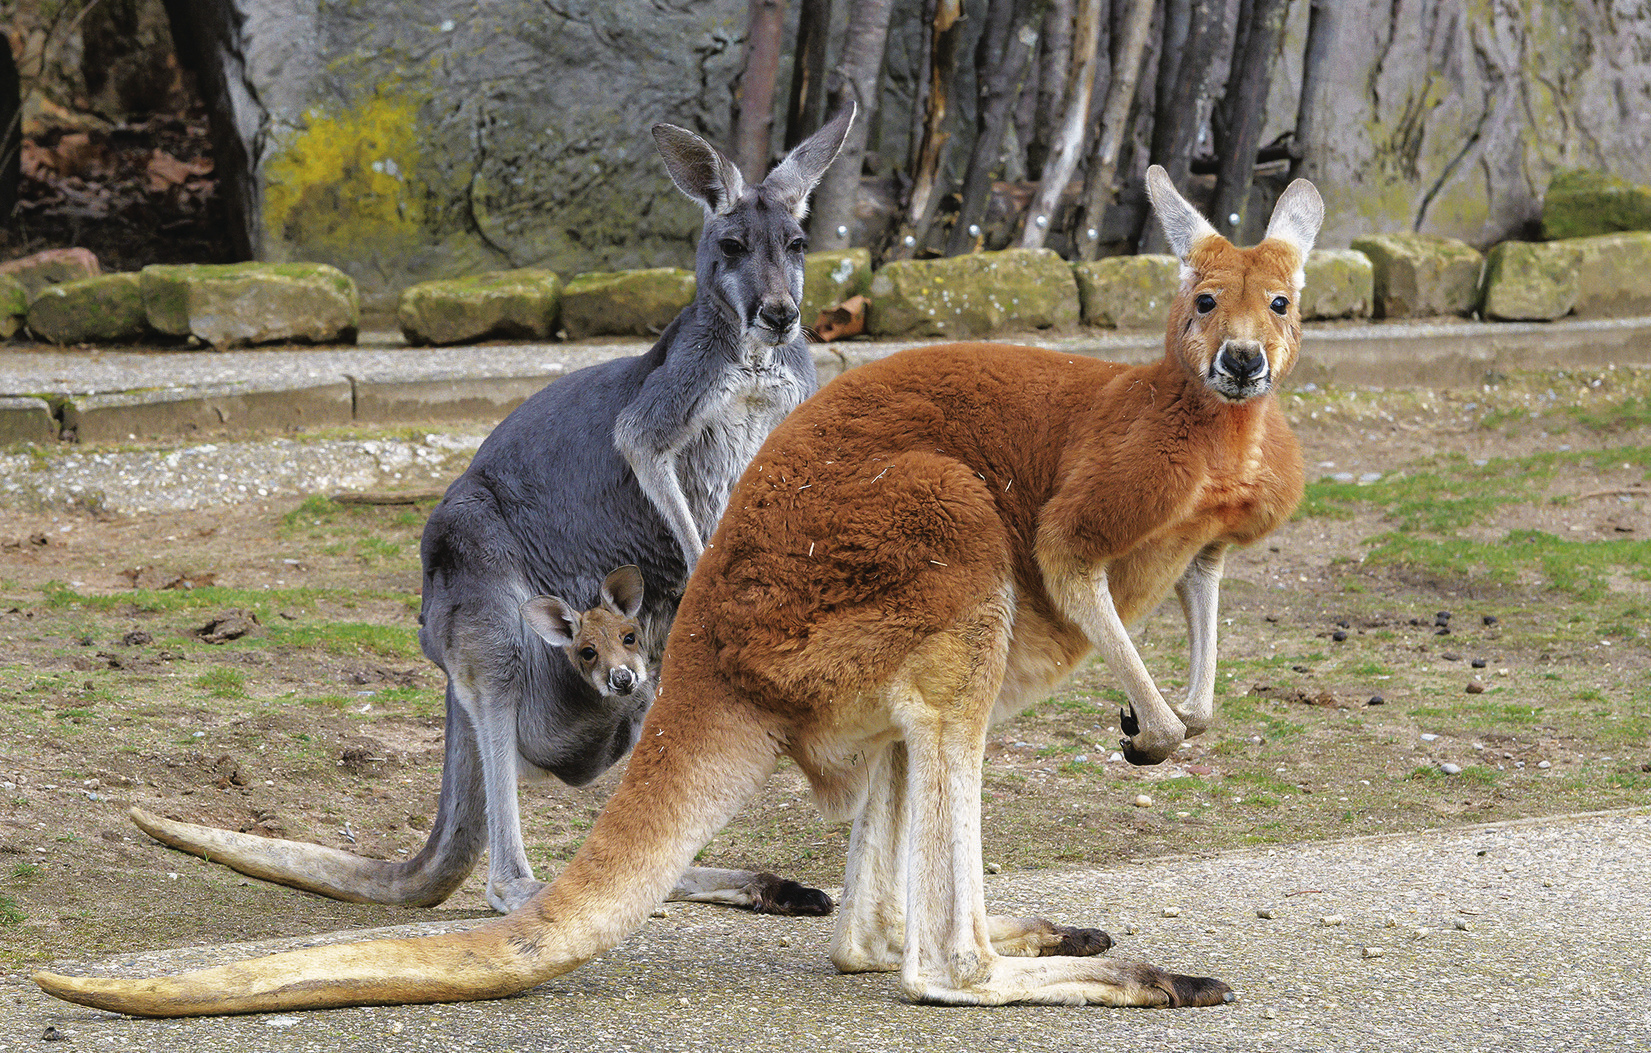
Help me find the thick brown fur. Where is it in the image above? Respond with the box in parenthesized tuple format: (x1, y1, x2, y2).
(36, 168, 1320, 1016)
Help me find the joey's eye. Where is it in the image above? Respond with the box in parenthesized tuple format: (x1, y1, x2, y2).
(719, 238, 747, 257)
(579, 646, 598, 662)
(1195, 293, 1217, 314)
(788, 236, 808, 254)
(623, 633, 636, 647)
(1270, 295, 1289, 315)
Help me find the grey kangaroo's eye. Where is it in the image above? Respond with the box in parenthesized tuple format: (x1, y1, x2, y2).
(789, 236, 807, 254)
(579, 646, 598, 661)
(622, 633, 636, 647)
(1271, 296, 1289, 315)
(719, 238, 747, 258)
(1195, 293, 1217, 314)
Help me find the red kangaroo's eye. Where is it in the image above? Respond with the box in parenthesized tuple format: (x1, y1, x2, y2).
(1195, 293, 1217, 314)
(1271, 296, 1289, 315)
(579, 647, 598, 661)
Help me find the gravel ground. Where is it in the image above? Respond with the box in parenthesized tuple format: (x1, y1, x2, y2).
(7, 808, 1648, 1052)
(0, 431, 488, 515)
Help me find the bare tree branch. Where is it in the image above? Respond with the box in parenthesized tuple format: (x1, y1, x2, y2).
(1210, 0, 1289, 238)
(889, 0, 965, 259)
(1074, 0, 1153, 259)
(946, 0, 1044, 256)
(1017, 0, 1105, 250)
(784, 0, 834, 150)
(730, 0, 788, 178)
(809, 0, 894, 251)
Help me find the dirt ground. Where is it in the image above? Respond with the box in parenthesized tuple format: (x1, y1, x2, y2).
(0, 364, 1647, 979)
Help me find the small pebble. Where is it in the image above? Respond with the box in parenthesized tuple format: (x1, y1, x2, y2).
(1134, 794, 1154, 808)
(1383, 915, 1399, 928)
(1435, 610, 1453, 623)
(985, 861, 1002, 873)
(1262, 1007, 1278, 1020)
(1361, 946, 1385, 958)
(1454, 918, 1472, 931)
(1537, 760, 1551, 769)
(1126, 924, 1140, 935)
(1367, 695, 1385, 706)
(1471, 658, 1487, 669)
(1441, 763, 1463, 775)
(1420, 733, 1439, 742)
(1332, 630, 1348, 642)
(650, 908, 669, 918)
(1163, 907, 1181, 918)
(1465, 681, 1485, 694)
(1413, 927, 1431, 939)
(1256, 908, 1276, 920)
(1483, 615, 1498, 626)
(1320, 914, 1345, 927)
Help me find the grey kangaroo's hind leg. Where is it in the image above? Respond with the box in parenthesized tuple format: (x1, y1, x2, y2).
(131, 689, 487, 907)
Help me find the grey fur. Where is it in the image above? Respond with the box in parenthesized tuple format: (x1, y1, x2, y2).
(407, 106, 855, 914)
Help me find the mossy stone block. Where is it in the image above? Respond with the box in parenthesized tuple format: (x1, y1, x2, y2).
(1072, 255, 1179, 329)
(140, 262, 360, 347)
(1348, 233, 1484, 318)
(1479, 241, 1584, 321)
(0, 247, 101, 298)
(1, 275, 25, 339)
(1301, 250, 1374, 320)
(1570, 231, 1651, 318)
(26, 273, 150, 344)
(801, 249, 872, 325)
(560, 268, 696, 339)
(398, 269, 563, 345)
(866, 248, 1079, 338)
(1542, 169, 1651, 241)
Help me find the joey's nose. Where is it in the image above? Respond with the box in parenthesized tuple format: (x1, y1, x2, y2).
(610, 666, 635, 694)
(1218, 341, 1267, 380)
(757, 300, 799, 333)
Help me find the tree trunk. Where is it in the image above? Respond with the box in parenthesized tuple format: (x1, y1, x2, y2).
(1, 37, 19, 222)
(1073, 0, 1153, 259)
(809, 0, 894, 251)
(1289, 0, 1337, 181)
(730, 0, 788, 179)
(889, 0, 965, 259)
(784, 0, 834, 150)
(1137, 0, 1228, 251)
(946, 0, 1043, 256)
(1209, 0, 1287, 239)
(1026, 0, 1073, 181)
(1017, 0, 1104, 250)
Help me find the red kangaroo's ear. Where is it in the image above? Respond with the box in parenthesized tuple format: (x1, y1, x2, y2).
(1145, 164, 1218, 263)
(1265, 178, 1325, 279)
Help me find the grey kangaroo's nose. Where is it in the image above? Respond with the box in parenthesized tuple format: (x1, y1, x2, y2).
(610, 666, 635, 694)
(1218, 341, 1267, 380)
(758, 300, 799, 332)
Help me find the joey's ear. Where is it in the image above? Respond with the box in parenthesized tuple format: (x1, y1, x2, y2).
(600, 565, 646, 620)
(653, 123, 747, 216)
(521, 595, 580, 649)
(1145, 164, 1218, 262)
(761, 101, 855, 219)
(1265, 178, 1324, 262)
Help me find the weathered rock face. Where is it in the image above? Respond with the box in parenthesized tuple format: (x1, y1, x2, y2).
(1300, 250, 1373, 321)
(0, 248, 102, 298)
(1073, 255, 1179, 329)
(1349, 234, 1484, 319)
(802, 249, 872, 326)
(140, 262, 360, 347)
(181, 0, 746, 306)
(1543, 170, 1651, 241)
(1280, 3, 1651, 249)
(1479, 241, 1583, 322)
(398, 270, 563, 346)
(1571, 233, 1651, 319)
(27, 273, 151, 343)
(559, 268, 696, 340)
(0, 275, 25, 339)
(866, 249, 1079, 338)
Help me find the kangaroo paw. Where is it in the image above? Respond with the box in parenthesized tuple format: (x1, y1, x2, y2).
(1160, 973, 1235, 1008)
(748, 873, 834, 916)
(1045, 924, 1113, 957)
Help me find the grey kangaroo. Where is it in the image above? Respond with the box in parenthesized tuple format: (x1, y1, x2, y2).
(127, 105, 856, 918)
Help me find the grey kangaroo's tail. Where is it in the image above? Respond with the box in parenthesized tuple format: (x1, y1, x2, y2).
(129, 690, 486, 908)
(36, 686, 783, 1017)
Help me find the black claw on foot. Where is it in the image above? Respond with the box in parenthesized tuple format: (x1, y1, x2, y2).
(1049, 925, 1113, 957)
(1119, 705, 1140, 737)
(754, 874, 834, 916)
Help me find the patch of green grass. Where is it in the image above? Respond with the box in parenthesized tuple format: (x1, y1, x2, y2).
(193, 667, 248, 699)
(1564, 398, 1651, 433)
(12, 862, 40, 881)
(269, 621, 421, 659)
(354, 538, 403, 562)
(0, 895, 24, 926)
(1363, 530, 1651, 600)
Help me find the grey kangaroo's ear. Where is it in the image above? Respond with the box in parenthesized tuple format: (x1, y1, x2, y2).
(761, 101, 856, 220)
(521, 595, 580, 649)
(653, 123, 747, 216)
(600, 565, 646, 620)
(1265, 177, 1324, 262)
(1145, 164, 1218, 262)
